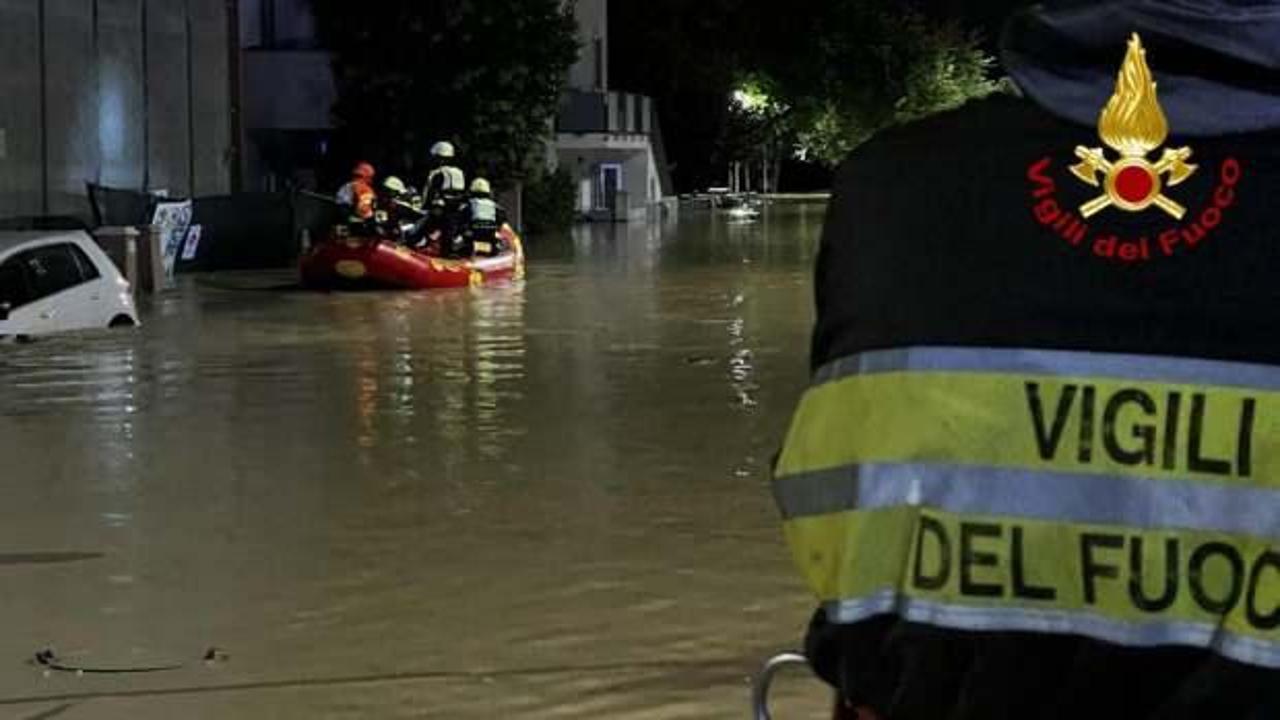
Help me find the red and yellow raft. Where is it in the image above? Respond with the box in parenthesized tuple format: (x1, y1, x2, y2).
(300, 225, 525, 290)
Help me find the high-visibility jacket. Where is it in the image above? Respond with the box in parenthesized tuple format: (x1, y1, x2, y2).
(775, 83, 1280, 713)
(468, 197, 498, 225)
(337, 179, 376, 221)
(425, 166, 466, 209)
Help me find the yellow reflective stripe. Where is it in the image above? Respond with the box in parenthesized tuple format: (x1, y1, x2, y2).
(776, 371, 1275, 488)
(785, 506, 1280, 645)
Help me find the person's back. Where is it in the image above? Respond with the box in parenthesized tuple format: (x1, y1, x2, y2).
(336, 162, 378, 225)
(777, 4, 1280, 718)
(462, 177, 507, 255)
(426, 165, 466, 208)
(424, 141, 467, 212)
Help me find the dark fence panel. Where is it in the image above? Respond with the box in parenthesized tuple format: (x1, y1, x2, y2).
(87, 182, 154, 227)
(84, 183, 338, 272)
(186, 192, 295, 271)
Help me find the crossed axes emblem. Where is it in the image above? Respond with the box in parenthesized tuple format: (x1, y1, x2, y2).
(1070, 146, 1197, 220)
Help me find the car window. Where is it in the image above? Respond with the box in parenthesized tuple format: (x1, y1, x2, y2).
(0, 257, 32, 310)
(17, 243, 92, 302)
(68, 243, 101, 281)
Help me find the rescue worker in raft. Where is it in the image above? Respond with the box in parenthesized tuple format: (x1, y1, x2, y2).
(459, 178, 508, 257)
(376, 176, 425, 243)
(336, 161, 378, 230)
(420, 141, 468, 251)
(773, 2, 1280, 719)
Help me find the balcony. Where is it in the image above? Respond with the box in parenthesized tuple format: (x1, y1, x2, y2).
(556, 90, 653, 136)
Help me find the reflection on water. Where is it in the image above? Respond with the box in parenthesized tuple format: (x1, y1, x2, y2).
(0, 203, 832, 718)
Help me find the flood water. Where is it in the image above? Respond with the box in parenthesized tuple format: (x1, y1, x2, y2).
(0, 204, 836, 718)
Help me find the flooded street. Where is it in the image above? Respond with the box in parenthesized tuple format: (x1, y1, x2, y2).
(0, 204, 835, 718)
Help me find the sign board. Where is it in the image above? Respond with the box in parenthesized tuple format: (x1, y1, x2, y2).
(181, 224, 202, 261)
(151, 200, 193, 287)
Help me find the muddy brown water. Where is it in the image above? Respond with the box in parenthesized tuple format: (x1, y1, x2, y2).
(0, 204, 836, 718)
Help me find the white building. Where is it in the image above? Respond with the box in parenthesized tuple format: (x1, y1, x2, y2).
(553, 0, 675, 222)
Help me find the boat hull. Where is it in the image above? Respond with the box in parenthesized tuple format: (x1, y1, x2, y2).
(300, 227, 524, 291)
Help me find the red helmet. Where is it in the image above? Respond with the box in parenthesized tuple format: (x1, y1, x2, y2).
(352, 162, 375, 180)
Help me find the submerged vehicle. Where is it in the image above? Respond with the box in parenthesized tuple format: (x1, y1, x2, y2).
(299, 224, 524, 291)
(0, 230, 139, 337)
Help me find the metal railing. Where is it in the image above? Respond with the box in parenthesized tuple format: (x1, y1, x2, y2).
(751, 652, 812, 720)
(556, 90, 653, 135)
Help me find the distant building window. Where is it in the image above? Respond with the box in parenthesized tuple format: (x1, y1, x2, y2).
(617, 95, 627, 133)
(593, 38, 603, 89)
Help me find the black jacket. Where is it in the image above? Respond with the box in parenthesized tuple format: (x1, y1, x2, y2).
(803, 6, 1280, 713)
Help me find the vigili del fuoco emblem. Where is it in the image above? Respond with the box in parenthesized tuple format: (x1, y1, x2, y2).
(1070, 33, 1197, 219)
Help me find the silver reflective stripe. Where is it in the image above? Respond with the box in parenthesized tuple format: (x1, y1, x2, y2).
(775, 462, 1280, 539)
(823, 592, 1280, 669)
(471, 199, 497, 223)
(813, 346, 1280, 391)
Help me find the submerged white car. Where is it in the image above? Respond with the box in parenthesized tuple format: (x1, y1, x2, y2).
(0, 231, 139, 338)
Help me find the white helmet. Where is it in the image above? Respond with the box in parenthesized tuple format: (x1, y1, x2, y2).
(383, 176, 408, 194)
(430, 141, 456, 160)
(470, 178, 491, 195)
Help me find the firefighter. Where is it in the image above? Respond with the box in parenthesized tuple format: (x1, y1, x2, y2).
(775, 3, 1280, 719)
(336, 162, 378, 225)
(377, 176, 425, 242)
(422, 142, 466, 212)
(421, 142, 467, 253)
(461, 178, 508, 257)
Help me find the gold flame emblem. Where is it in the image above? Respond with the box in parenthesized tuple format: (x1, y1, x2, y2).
(1070, 33, 1197, 219)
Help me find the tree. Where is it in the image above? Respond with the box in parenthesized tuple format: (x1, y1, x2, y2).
(749, 2, 999, 167)
(311, 0, 579, 185)
(719, 78, 794, 192)
(609, 0, 748, 192)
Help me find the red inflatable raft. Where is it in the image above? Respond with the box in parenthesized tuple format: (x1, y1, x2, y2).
(300, 225, 524, 290)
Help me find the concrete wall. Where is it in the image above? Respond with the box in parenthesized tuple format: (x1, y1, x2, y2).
(0, 1, 44, 217)
(191, 0, 233, 196)
(98, 0, 147, 191)
(146, 0, 192, 197)
(0, 0, 233, 221)
(566, 0, 606, 92)
(557, 145, 659, 219)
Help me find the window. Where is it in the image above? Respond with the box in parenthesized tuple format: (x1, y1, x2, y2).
(0, 258, 31, 310)
(14, 244, 94, 303)
(69, 244, 101, 282)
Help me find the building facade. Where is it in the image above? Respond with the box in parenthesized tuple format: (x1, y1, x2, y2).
(553, 0, 674, 222)
(0, 0, 235, 220)
(238, 0, 334, 192)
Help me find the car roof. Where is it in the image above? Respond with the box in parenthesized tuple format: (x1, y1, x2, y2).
(0, 230, 91, 255)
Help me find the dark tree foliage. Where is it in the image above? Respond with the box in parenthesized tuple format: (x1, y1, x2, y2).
(610, 0, 748, 192)
(611, 0, 1031, 187)
(522, 167, 576, 234)
(311, 0, 579, 185)
(760, 1, 998, 165)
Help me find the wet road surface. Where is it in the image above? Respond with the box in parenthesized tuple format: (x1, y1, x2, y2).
(0, 204, 835, 718)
